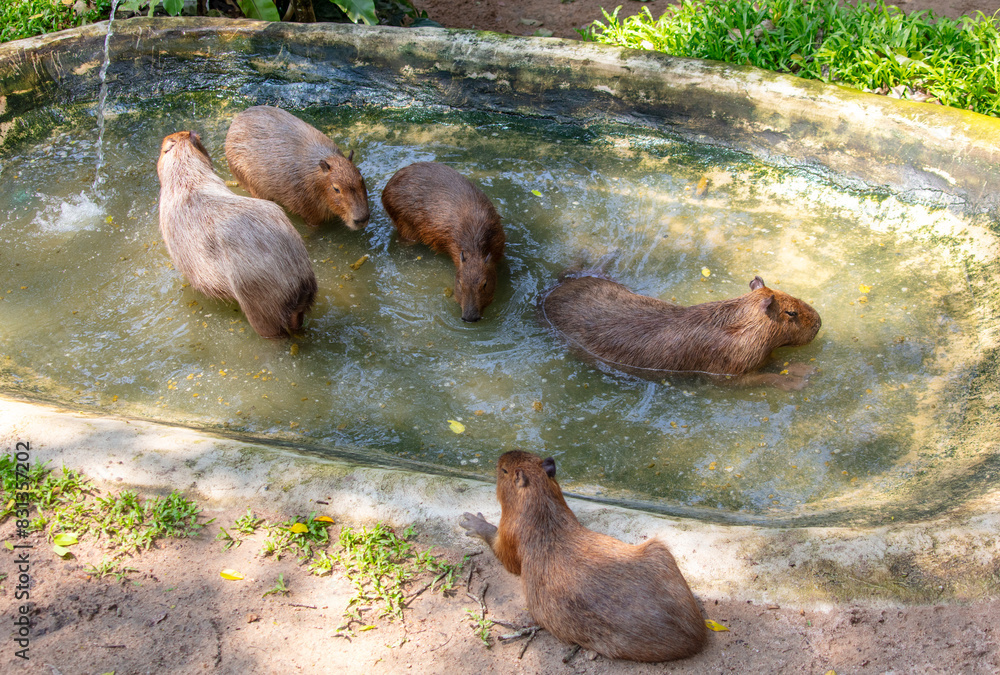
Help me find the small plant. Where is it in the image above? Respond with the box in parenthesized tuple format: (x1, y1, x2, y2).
(308, 549, 336, 576)
(0, 0, 114, 44)
(85, 555, 138, 581)
(234, 508, 265, 534)
(89, 489, 204, 553)
(465, 609, 495, 648)
(333, 523, 460, 634)
(261, 512, 333, 562)
(263, 573, 290, 598)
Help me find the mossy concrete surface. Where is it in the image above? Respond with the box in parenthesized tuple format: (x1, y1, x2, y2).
(2, 18, 1000, 214)
(4, 395, 1000, 606)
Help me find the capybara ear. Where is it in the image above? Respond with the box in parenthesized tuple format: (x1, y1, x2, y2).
(189, 131, 211, 164)
(348, 149, 355, 163)
(750, 275, 766, 291)
(485, 252, 492, 264)
(514, 468, 529, 488)
(319, 158, 331, 172)
(542, 457, 556, 478)
(760, 292, 777, 314)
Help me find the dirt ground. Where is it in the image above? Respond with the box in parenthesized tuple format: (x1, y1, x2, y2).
(6, 2, 1000, 674)
(414, 0, 1000, 39)
(5, 496, 1000, 675)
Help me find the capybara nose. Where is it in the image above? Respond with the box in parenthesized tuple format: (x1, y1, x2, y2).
(461, 313, 482, 323)
(352, 217, 370, 230)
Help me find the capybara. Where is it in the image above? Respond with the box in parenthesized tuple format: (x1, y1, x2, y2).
(538, 274, 821, 390)
(225, 105, 370, 230)
(461, 450, 706, 662)
(381, 162, 505, 322)
(157, 130, 317, 339)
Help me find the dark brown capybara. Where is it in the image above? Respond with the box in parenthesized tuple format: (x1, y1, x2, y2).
(461, 450, 706, 662)
(381, 161, 505, 322)
(157, 130, 317, 339)
(225, 105, 370, 230)
(538, 274, 822, 390)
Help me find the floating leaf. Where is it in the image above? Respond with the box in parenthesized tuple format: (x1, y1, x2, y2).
(53, 533, 79, 547)
(290, 343, 299, 356)
(350, 254, 370, 271)
(315, 516, 335, 523)
(289, 523, 309, 534)
(52, 544, 72, 558)
(701, 267, 711, 278)
(705, 619, 729, 632)
(220, 569, 245, 580)
(858, 284, 872, 294)
(448, 420, 466, 434)
(531, 189, 543, 197)
(696, 175, 709, 196)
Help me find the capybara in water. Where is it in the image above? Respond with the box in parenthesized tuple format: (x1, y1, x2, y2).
(461, 450, 706, 662)
(538, 273, 821, 390)
(225, 105, 370, 230)
(157, 130, 317, 339)
(381, 162, 505, 322)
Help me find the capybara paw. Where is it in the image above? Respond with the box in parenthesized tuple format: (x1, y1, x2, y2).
(459, 512, 495, 539)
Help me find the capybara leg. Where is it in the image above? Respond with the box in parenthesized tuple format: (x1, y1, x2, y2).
(460, 512, 498, 546)
(289, 309, 305, 333)
(244, 310, 287, 340)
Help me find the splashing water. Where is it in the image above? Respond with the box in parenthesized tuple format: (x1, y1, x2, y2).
(92, 0, 121, 194)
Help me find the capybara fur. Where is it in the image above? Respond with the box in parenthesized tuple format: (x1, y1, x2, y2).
(538, 274, 821, 390)
(381, 162, 505, 322)
(225, 105, 370, 230)
(461, 451, 706, 662)
(157, 130, 317, 339)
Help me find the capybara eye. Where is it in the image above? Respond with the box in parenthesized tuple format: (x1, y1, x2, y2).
(785, 310, 798, 318)
(332, 186, 341, 194)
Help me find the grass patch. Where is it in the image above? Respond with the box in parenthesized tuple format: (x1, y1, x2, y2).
(1, 454, 204, 577)
(583, 0, 1000, 117)
(1, 0, 114, 44)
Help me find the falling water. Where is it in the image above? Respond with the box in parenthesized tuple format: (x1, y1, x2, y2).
(92, 0, 121, 194)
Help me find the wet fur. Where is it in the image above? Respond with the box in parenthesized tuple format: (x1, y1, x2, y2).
(157, 131, 317, 339)
(225, 106, 370, 229)
(538, 274, 821, 385)
(381, 162, 505, 322)
(461, 451, 707, 662)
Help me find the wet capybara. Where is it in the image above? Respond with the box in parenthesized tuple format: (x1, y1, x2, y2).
(225, 105, 370, 230)
(461, 450, 707, 662)
(157, 130, 317, 339)
(381, 162, 505, 322)
(538, 274, 821, 390)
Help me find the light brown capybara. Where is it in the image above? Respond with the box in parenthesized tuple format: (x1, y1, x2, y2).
(157, 130, 317, 339)
(461, 450, 707, 662)
(381, 161, 505, 322)
(538, 273, 822, 390)
(225, 105, 370, 230)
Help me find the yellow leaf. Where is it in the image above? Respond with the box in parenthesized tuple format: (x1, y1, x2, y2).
(359, 624, 377, 631)
(705, 619, 729, 632)
(350, 254, 370, 271)
(5, 499, 14, 511)
(859, 284, 872, 294)
(531, 189, 543, 197)
(790, 53, 804, 61)
(701, 267, 711, 278)
(290, 343, 299, 356)
(448, 420, 465, 434)
(824, 671, 836, 675)
(289, 523, 309, 534)
(315, 516, 335, 523)
(220, 569, 244, 580)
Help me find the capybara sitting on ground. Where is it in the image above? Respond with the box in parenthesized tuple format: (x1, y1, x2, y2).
(461, 450, 706, 662)
(157, 130, 317, 339)
(381, 162, 505, 322)
(225, 105, 370, 230)
(538, 274, 821, 390)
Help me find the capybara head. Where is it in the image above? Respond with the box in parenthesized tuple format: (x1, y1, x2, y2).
(455, 249, 499, 323)
(157, 130, 212, 178)
(495, 450, 563, 511)
(319, 150, 370, 230)
(748, 275, 822, 347)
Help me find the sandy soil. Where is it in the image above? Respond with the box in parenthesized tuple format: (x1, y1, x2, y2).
(414, 0, 1000, 39)
(6, 496, 1000, 675)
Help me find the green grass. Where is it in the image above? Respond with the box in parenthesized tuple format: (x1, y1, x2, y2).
(583, 0, 1000, 118)
(1, 0, 114, 44)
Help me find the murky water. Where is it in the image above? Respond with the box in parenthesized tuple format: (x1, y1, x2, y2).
(0, 95, 983, 518)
